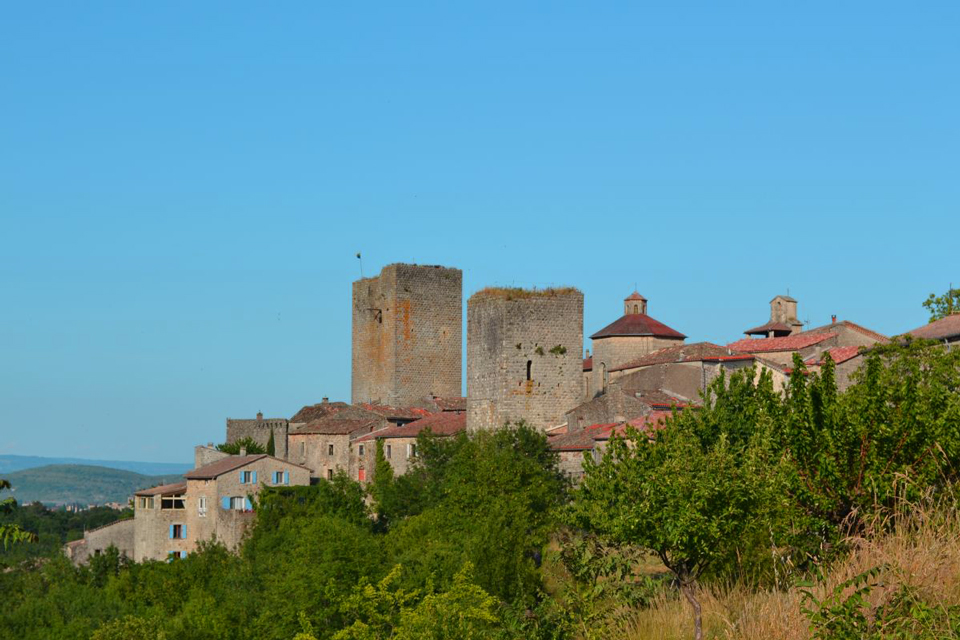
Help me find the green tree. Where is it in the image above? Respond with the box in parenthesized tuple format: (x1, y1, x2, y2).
(922, 286, 960, 322)
(0, 479, 37, 549)
(569, 369, 784, 640)
(266, 429, 276, 457)
(216, 437, 266, 455)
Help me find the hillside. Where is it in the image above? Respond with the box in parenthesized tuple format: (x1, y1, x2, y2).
(0, 464, 184, 506)
(0, 454, 191, 476)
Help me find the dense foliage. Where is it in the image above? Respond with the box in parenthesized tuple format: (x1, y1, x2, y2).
(923, 286, 960, 321)
(1, 340, 958, 639)
(216, 436, 266, 455)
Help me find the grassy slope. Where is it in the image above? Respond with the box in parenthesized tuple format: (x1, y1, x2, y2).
(0, 464, 183, 506)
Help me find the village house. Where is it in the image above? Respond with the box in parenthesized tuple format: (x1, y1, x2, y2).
(354, 410, 467, 480)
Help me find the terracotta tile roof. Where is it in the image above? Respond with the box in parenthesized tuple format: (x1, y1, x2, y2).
(290, 401, 352, 423)
(292, 416, 381, 436)
(590, 314, 686, 340)
(633, 389, 692, 408)
(433, 397, 466, 412)
(357, 403, 434, 421)
(909, 314, 960, 341)
(355, 411, 466, 442)
(583, 356, 593, 372)
(805, 345, 863, 366)
(625, 291, 647, 301)
(183, 454, 310, 479)
(743, 321, 795, 335)
(135, 481, 188, 496)
(805, 320, 889, 343)
(726, 332, 836, 354)
(548, 427, 610, 451)
(610, 342, 737, 372)
(549, 411, 675, 451)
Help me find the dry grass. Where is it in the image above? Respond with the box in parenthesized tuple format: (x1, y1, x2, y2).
(471, 286, 580, 300)
(603, 498, 960, 640)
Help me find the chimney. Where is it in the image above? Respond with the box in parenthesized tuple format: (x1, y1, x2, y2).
(831, 315, 837, 324)
(239, 446, 247, 457)
(256, 411, 263, 421)
(322, 397, 329, 404)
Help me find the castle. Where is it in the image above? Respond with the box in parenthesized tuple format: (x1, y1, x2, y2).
(69, 261, 925, 565)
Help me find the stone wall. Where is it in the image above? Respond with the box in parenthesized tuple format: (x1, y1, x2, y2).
(352, 264, 463, 407)
(288, 432, 356, 481)
(66, 518, 135, 565)
(565, 388, 650, 431)
(467, 289, 584, 431)
(591, 335, 681, 396)
(226, 418, 289, 459)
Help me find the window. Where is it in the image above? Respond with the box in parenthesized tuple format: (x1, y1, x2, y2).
(326, 469, 334, 480)
(633, 304, 639, 313)
(358, 467, 366, 482)
(161, 494, 185, 510)
(407, 443, 417, 459)
(169, 524, 187, 539)
(526, 360, 532, 381)
(300, 442, 305, 457)
(167, 550, 187, 562)
(386, 444, 392, 458)
(358, 444, 365, 457)
(138, 496, 154, 509)
(198, 496, 207, 517)
(327, 443, 334, 456)
(240, 470, 256, 484)
(227, 496, 249, 511)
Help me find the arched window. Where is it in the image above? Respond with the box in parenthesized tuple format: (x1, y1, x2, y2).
(526, 360, 532, 381)
(633, 304, 639, 314)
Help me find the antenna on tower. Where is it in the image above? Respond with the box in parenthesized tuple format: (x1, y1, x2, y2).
(356, 252, 363, 278)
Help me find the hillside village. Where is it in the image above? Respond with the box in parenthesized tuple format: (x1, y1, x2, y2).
(65, 263, 960, 564)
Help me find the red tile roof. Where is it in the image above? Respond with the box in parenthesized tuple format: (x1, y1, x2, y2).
(582, 356, 593, 372)
(548, 411, 674, 451)
(909, 314, 960, 341)
(610, 342, 737, 372)
(625, 291, 647, 301)
(357, 403, 434, 421)
(183, 454, 311, 480)
(433, 397, 466, 412)
(290, 401, 352, 423)
(292, 416, 382, 436)
(804, 346, 862, 366)
(590, 314, 687, 340)
(355, 411, 466, 442)
(805, 320, 889, 343)
(135, 481, 188, 496)
(726, 332, 836, 353)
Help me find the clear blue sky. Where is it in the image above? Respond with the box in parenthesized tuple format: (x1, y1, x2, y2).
(2, 2, 957, 462)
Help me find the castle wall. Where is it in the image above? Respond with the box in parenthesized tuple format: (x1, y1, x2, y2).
(467, 289, 584, 431)
(226, 419, 289, 459)
(352, 264, 462, 407)
(67, 518, 135, 565)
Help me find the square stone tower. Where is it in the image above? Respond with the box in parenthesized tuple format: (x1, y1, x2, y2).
(466, 287, 584, 432)
(352, 264, 462, 407)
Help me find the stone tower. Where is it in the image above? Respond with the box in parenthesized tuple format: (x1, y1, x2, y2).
(588, 292, 686, 398)
(352, 263, 462, 407)
(466, 287, 584, 432)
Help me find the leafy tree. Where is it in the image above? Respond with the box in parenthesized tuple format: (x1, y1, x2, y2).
(266, 429, 276, 457)
(0, 479, 37, 549)
(216, 437, 266, 455)
(923, 286, 960, 322)
(568, 369, 784, 640)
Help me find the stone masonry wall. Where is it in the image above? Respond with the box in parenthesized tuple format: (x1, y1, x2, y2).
(353, 264, 462, 407)
(226, 418, 289, 459)
(467, 289, 584, 431)
(591, 335, 681, 397)
(68, 518, 135, 565)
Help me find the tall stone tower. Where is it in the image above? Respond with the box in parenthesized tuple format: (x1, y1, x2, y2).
(466, 287, 584, 432)
(352, 263, 462, 407)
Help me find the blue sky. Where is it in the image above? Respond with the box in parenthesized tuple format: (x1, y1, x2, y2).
(2, 2, 957, 462)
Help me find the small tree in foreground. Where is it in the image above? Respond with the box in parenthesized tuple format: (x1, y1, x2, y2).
(0, 479, 37, 549)
(568, 370, 783, 640)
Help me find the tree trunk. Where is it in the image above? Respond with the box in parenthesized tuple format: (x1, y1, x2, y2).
(680, 580, 703, 640)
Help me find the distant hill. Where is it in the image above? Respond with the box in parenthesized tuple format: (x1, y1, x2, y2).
(0, 464, 184, 506)
(0, 454, 191, 477)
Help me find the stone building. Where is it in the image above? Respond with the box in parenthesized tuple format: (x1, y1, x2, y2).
(588, 292, 686, 397)
(225, 412, 289, 458)
(466, 287, 584, 432)
(726, 332, 840, 367)
(804, 318, 888, 348)
(352, 263, 463, 407)
(354, 410, 467, 480)
(804, 346, 866, 390)
(288, 413, 383, 481)
(743, 295, 805, 337)
(908, 313, 960, 346)
(131, 454, 310, 563)
(65, 518, 135, 565)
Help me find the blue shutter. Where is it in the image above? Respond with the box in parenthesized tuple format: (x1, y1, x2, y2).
(222, 496, 231, 510)
(284, 471, 289, 485)
(239, 471, 245, 484)
(169, 525, 174, 539)
(182, 524, 187, 539)
(251, 471, 257, 484)
(180, 551, 187, 559)
(244, 497, 252, 511)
